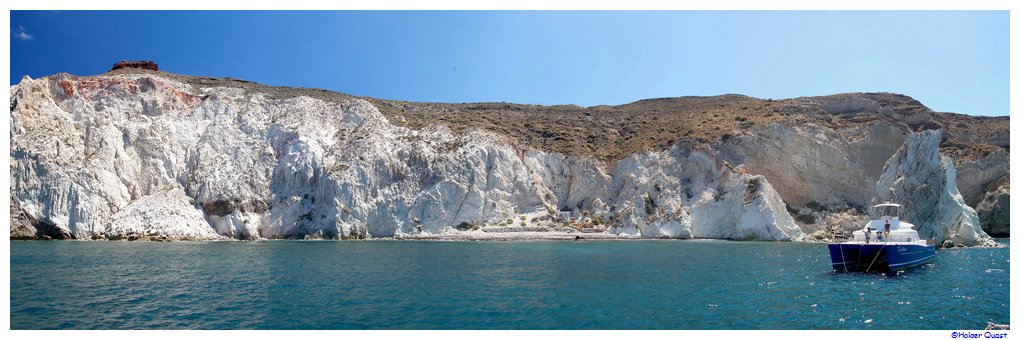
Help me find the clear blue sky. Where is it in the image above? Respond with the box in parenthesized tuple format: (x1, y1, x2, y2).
(10, 11, 1009, 116)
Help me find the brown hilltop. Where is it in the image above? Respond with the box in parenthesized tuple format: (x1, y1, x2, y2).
(96, 67, 1008, 163)
(370, 92, 1008, 163)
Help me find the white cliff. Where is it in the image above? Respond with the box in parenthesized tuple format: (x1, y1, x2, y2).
(874, 130, 997, 247)
(8, 72, 1005, 245)
(10, 72, 806, 241)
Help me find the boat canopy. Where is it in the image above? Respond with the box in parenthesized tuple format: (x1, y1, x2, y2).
(869, 203, 902, 219)
(871, 203, 902, 208)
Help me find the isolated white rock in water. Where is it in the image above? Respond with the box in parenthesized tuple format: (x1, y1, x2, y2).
(107, 187, 222, 240)
(874, 130, 996, 247)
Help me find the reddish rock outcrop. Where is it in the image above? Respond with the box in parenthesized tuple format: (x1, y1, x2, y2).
(111, 60, 159, 71)
(59, 79, 74, 97)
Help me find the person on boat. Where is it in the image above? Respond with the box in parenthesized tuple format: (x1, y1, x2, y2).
(884, 220, 891, 238)
(864, 227, 871, 244)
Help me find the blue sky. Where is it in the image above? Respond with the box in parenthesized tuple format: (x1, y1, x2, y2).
(9, 11, 1009, 116)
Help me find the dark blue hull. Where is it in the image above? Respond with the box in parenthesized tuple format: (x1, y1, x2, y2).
(828, 243, 935, 273)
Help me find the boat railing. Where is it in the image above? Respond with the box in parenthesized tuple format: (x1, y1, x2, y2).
(869, 234, 935, 244)
(830, 228, 930, 244)
(875, 234, 920, 243)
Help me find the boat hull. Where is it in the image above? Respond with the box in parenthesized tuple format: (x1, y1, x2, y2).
(827, 243, 935, 273)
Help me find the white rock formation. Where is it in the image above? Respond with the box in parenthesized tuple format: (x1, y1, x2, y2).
(8, 72, 1003, 245)
(9, 73, 804, 241)
(107, 186, 222, 240)
(602, 148, 801, 241)
(873, 130, 997, 247)
(684, 173, 803, 241)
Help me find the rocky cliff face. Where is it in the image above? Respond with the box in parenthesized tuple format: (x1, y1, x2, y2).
(974, 175, 1009, 237)
(955, 151, 1010, 236)
(725, 123, 908, 209)
(874, 130, 997, 247)
(9, 70, 1008, 245)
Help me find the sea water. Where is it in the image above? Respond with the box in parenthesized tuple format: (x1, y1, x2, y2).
(9, 239, 1009, 329)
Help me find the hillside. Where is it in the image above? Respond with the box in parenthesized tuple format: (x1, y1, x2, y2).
(104, 68, 1009, 164)
(8, 66, 1009, 244)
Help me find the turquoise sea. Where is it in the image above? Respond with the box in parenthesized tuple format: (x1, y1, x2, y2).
(9, 239, 1009, 329)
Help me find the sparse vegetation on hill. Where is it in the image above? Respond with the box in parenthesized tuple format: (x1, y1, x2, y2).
(103, 68, 1008, 163)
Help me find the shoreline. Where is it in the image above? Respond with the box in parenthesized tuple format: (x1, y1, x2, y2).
(8, 231, 755, 242)
(10, 229, 1010, 245)
(8, 236, 1011, 248)
(6, 230, 828, 243)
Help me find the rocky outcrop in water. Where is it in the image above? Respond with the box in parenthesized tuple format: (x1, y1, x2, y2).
(874, 130, 997, 247)
(9, 70, 1007, 245)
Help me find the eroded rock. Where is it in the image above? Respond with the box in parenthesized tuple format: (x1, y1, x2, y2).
(874, 130, 997, 247)
(8, 71, 1004, 244)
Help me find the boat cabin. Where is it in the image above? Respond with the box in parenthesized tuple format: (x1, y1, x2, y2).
(849, 203, 927, 245)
